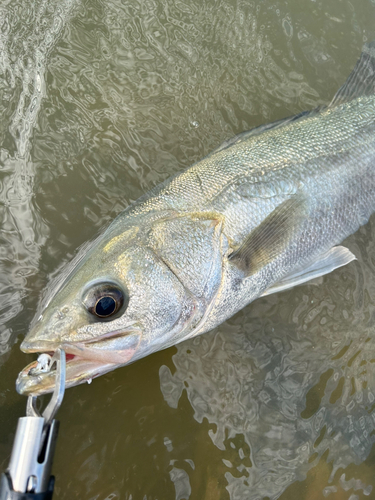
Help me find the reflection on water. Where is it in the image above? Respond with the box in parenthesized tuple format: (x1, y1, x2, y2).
(1, 0, 375, 498)
(160, 220, 375, 498)
(0, 0, 76, 358)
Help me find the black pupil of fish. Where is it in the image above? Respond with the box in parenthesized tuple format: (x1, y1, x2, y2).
(95, 296, 116, 316)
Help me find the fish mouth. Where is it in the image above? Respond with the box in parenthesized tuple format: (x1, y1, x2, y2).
(16, 331, 141, 396)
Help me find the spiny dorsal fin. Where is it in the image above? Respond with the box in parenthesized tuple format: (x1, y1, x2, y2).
(208, 109, 322, 158)
(229, 195, 307, 276)
(330, 41, 375, 107)
(209, 43, 375, 160)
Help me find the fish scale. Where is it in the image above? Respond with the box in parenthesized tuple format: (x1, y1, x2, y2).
(122, 96, 375, 248)
(16, 41, 375, 395)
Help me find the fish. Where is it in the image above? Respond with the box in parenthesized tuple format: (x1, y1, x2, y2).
(16, 42, 375, 395)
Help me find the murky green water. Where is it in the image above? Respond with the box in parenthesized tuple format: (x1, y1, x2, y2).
(1, 0, 375, 498)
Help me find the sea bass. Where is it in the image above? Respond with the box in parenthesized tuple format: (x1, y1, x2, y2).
(17, 43, 375, 395)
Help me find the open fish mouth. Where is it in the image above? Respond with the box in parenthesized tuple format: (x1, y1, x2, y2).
(16, 333, 141, 396)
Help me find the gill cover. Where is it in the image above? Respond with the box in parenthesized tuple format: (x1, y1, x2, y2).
(18, 213, 226, 394)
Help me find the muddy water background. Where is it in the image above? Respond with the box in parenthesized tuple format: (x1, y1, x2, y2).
(1, 0, 375, 498)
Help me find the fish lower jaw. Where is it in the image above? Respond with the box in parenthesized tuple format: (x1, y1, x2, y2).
(16, 353, 120, 396)
(16, 341, 137, 396)
(20, 331, 142, 363)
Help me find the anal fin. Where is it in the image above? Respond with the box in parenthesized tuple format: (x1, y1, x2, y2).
(261, 246, 356, 297)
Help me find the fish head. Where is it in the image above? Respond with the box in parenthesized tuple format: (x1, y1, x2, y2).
(17, 220, 200, 395)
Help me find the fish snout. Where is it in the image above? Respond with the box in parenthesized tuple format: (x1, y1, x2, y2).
(17, 328, 142, 396)
(21, 305, 77, 351)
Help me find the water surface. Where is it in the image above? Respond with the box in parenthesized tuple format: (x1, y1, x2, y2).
(1, 0, 375, 498)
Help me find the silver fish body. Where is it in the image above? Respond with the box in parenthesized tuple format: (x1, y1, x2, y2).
(17, 43, 375, 395)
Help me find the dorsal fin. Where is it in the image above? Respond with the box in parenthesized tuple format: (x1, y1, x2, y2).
(209, 42, 375, 159)
(330, 41, 375, 107)
(207, 109, 321, 158)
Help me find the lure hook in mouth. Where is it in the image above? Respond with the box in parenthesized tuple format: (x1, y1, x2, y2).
(26, 348, 66, 424)
(16, 331, 141, 396)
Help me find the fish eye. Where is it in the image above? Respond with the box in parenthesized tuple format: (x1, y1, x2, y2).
(82, 281, 128, 320)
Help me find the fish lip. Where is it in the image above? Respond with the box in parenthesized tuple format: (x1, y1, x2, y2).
(17, 330, 142, 396)
(20, 340, 85, 355)
(16, 355, 120, 396)
(20, 322, 140, 353)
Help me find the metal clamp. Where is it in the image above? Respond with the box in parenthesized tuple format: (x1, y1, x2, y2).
(1, 349, 66, 498)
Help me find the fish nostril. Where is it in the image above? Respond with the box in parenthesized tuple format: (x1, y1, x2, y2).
(57, 310, 65, 320)
(56, 306, 70, 321)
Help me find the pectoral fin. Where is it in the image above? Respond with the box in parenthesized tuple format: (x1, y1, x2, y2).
(261, 246, 356, 297)
(229, 195, 308, 276)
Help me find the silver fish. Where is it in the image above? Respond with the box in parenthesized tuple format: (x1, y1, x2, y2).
(17, 42, 375, 395)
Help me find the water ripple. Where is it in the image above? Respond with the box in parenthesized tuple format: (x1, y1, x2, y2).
(0, 0, 375, 498)
(160, 220, 375, 498)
